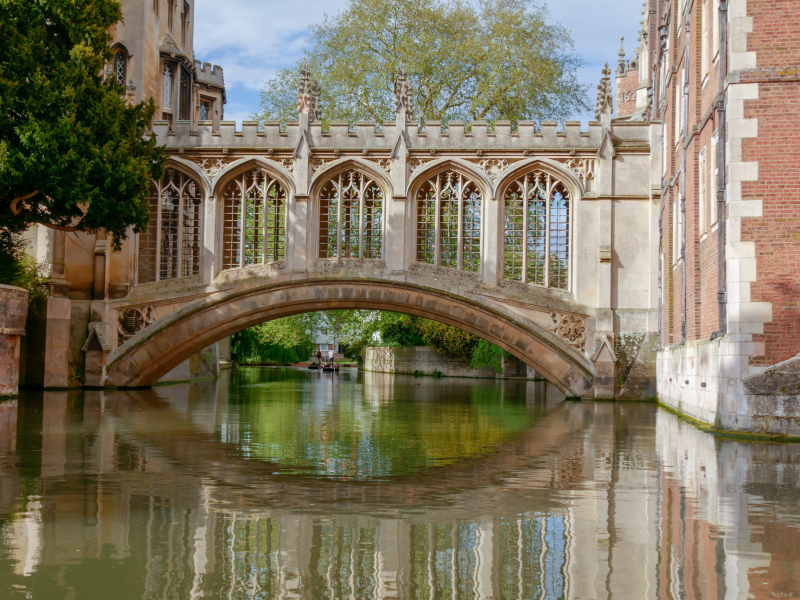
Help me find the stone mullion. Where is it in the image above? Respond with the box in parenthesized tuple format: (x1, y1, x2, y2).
(155, 180, 163, 282)
(336, 175, 343, 259)
(260, 173, 268, 265)
(239, 175, 246, 268)
(457, 173, 464, 271)
(359, 177, 365, 260)
(544, 175, 552, 289)
(176, 176, 185, 277)
(434, 174, 441, 267)
(522, 174, 529, 285)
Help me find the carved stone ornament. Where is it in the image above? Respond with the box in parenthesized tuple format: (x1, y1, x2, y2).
(394, 64, 414, 118)
(117, 306, 156, 345)
(279, 158, 294, 172)
(478, 158, 508, 181)
(408, 158, 430, 172)
(311, 158, 329, 172)
(561, 158, 596, 192)
(550, 312, 587, 352)
(297, 64, 321, 122)
(195, 157, 228, 178)
(595, 63, 613, 121)
(372, 158, 392, 172)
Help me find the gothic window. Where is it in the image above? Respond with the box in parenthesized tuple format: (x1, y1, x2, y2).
(137, 169, 202, 284)
(318, 170, 384, 260)
(199, 100, 210, 121)
(222, 169, 287, 270)
(179, 67, 191, 120)
(415, 170, 482, 272)
(181, 2, 189, 46)
(113, 49, 126, 86)
(163, 66, 172, 110)
(503, 170, 570, 290)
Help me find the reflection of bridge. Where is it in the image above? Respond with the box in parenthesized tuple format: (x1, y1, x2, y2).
(2, 381, 795, 599)
(66, 69, 660, 398)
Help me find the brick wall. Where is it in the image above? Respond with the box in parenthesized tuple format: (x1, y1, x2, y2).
(616, 68, 640, 117)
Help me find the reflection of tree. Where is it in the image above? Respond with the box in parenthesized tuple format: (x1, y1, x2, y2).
(229, 368, 533, 478)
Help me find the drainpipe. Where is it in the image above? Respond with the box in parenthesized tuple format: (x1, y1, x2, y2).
(680, 3, 690, 345)
(712, 0, 729, 340)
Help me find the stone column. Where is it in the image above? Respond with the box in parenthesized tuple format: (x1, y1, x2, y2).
(0, 285, 28, 396)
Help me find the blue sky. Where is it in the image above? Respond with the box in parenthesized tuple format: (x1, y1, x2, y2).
(193, 0, 646, 126)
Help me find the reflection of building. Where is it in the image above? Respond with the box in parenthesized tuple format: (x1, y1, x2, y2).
(2, 381, 800, 598)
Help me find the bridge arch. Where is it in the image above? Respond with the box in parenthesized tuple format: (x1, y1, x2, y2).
(211, 156, 296, 197)
(103, 280, 594, 397)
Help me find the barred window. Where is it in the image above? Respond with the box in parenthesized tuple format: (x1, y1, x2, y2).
(318, 170, 383, 259)
(114, 50, 126, 86)
(503, 170, 570, 290)
(415, 170, 482, 272)
(222, 169, 287, 270)
(137, 169, 202, 284)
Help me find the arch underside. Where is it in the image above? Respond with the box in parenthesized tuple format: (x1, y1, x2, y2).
(105, 280, 594, 397)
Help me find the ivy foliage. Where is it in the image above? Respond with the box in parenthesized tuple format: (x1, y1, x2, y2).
(255, 0, 588, 126)
(0, 230, 48, 304)
(0, 0, 163, 246)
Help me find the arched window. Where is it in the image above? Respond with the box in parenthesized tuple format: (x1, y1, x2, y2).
(222, 169, 287, 270)
(113, 49, 126, 86)
(163, 66, 172, 109)
(137, 169, 202, 284)
(318, 170, 383, 259)
(503, 170, 570, 290)
(415, 169, 482, 272)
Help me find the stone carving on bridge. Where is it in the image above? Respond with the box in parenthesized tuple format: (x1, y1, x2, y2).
(311, 158, 329, 172)
(595, 63, 613, 120)
(409, 158, 431, 172)
(297, 64, 321, 122)
(561, 158, 596, 192)
(477, 158, 509, 181)
(279, 158, 294, 172)
(394, 64, 414, 118)
(550, 312, 588, 352)
(117, 306, 156, 346)
(195, 157, 229, 179)
(371, 158, 391, 172)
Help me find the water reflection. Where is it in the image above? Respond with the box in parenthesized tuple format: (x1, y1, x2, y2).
(0, 368, 798, 599)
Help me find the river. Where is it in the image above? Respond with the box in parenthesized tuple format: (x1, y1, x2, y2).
(1, 367, 799, 599)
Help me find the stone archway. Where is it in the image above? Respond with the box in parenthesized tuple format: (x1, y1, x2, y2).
(103, 280, 594, 397)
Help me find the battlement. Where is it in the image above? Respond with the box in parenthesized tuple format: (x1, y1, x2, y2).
(194, 60, 225, 88)
(153, 118, 651, 151)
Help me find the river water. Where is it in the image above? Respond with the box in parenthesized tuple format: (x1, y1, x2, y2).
(1, 367, 799, 599)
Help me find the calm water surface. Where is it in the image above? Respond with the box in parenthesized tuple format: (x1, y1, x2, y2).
(1, 367, 799, 599)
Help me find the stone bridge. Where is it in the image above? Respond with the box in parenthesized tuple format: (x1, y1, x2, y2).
(77, 69, 659, 399)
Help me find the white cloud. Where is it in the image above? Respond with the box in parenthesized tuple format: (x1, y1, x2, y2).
(194, 0, 645, 124)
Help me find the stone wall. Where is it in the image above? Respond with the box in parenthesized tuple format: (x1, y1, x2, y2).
(364, 346, 499, 379)
(0, 286, 28, 396)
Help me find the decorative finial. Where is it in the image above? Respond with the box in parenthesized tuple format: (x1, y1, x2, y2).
(618, 37, 627, 73)
(394, 63, 414, 118)
(595, 63, 613, 121)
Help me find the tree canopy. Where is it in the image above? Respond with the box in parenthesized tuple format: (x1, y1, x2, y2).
(255, 0, 588, 126)
(0, 0, 163, 246)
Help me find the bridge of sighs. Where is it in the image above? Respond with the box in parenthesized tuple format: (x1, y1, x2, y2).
(84, 67, 660, 399)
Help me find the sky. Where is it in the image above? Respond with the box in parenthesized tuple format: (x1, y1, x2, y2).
(193, 0, 646, 126)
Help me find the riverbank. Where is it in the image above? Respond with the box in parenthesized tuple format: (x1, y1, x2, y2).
(364, 346, 541, 380)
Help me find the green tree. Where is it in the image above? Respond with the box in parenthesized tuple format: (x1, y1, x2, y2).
(232, 314, 321, 364)
(255, 0, 587, 126)
(0, 0, 163, 246)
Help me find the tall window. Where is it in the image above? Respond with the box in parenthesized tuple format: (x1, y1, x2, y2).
(503, 170, 570, 290)
(701, 1, 710, 79)
(163, 66, 172, 110)
(415, 170, 481, 272)
(711, 133, 719, 224)
(179, 67, 191, 120)
(199, 100, 210, 121)
(137, 169, 202, 284)
(181, 2, 189, 46)
(113, 49, 126, 86)
(699, 150, 708, 234)
(167, 0, 175, 29)
(222, 169, 287, 270)
(319, 170, 384, 260)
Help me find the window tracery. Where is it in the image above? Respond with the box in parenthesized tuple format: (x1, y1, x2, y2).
(503, 169, 570, 290)
(163, 66, 172, 110)
(221, 169, 287, 270)
(318, 170, 383, 260)
(114, 50, 126, 86)
(415, 170, 482, 272)
(137, 169, 202, 284)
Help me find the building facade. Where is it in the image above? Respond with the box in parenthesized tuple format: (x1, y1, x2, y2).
(616, 0, 800, 434)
